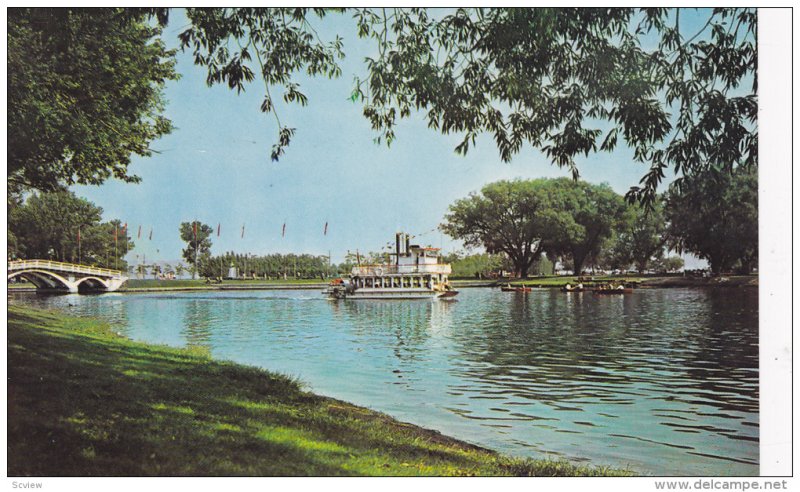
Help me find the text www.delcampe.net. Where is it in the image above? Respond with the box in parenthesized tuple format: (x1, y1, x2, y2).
(655, 480, 789, 490)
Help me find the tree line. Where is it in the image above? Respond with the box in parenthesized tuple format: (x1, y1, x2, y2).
(8, 170, 756, 280)
(8, 191, 132, 270)
(441, 171, 757, 277)
(176, 221, 340, 279)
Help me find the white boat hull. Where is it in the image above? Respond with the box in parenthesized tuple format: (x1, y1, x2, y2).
(325, 287, 454, 300)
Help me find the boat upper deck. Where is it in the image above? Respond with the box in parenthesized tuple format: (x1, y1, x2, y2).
(351, 263, 452, 276)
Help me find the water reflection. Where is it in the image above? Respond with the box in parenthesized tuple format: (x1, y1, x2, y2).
(9, 287, 758, 475)
(342, 300, 441, 363)
(443, 289, 757, 473)
(181, 299, 213, 347)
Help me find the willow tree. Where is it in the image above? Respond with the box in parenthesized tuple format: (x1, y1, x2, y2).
(442, 178, 630, 276)
(665, 166, 757, 274)
(8, 8, 178, 195)
(173, 7, 756, 205)
(539, 179, 630, 275)
(604, 198, 668, 273)
(441, 179, 570, 278)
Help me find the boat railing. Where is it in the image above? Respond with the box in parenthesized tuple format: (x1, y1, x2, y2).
(351, 264, 452, 276)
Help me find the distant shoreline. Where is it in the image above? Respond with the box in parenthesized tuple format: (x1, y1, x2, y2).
(8, 275, 757, 294)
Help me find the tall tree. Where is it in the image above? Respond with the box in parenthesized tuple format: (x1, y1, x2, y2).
(607, 199, 668, 273)
(441, 179, 569, 277)
(179, 221, 214, 279)
(8, 8, 178, 194)
(9, 191, 133, 269)
(541, 179, 630, 275)
(665, 166, 757, 274)
(175, 7, 756, 204)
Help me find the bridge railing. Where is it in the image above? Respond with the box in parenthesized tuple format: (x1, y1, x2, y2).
(8, 259, 127, 278)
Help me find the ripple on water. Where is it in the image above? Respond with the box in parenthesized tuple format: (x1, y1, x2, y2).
(9, 287, 759, 476)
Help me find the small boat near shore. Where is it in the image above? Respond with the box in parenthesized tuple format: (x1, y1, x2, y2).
(501, 285, 532, 293)
(325, 233, 458, 300)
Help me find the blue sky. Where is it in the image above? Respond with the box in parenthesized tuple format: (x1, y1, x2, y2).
(73, 9, 712, 266)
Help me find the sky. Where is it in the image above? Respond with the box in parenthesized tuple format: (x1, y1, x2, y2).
(72, 8, 713, 267)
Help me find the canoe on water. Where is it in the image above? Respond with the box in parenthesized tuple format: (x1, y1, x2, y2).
(501, 286, 532, 292)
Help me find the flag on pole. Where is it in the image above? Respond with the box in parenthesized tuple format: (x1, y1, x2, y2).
(282, 223, 286, 238)
(324, 222, 328, 236)
(241, 224, 245, 239)
(217, 223, 221, 237)
(193, 222, 197, 240)
(122, 222, 127, 234)
(114, 227, 118, 242)
(138, 225, 142, 239)
(77, 227, 81, 243)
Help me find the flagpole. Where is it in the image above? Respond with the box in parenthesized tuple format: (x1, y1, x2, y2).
(194, 221, 198, 280)
(123, 224, 128, 269)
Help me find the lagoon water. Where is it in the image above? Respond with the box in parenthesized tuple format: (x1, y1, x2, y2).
(11, 287, 758, 475)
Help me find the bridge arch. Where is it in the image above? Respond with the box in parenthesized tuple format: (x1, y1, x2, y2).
(75, 276, 111, 292)
(8, 269, 73, 291)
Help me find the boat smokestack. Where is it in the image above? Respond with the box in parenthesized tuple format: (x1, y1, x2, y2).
(396, 233, 401, 265)
(405, 234, 410, 257)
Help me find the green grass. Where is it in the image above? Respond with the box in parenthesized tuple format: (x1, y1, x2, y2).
(123, 278, 325, 290)
(525, 275, 645, 286)
(489, 275, 646, 287)
(8, 305, 634, 477)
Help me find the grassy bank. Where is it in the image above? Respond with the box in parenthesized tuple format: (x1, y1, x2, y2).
(470, 275, 757, 289)
(8, 305, 632, 476)
(456, 275, 646, 288)
(123, 278, 326, 289)
(639, 275, 758, 288)
(517, 275, 645, 287)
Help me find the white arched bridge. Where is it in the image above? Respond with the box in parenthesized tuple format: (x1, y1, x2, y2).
(8, 260, 128, 293)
